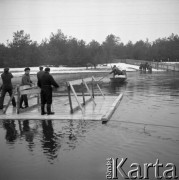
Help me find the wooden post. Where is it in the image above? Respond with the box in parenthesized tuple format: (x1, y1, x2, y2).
(91, 77, 94, 98)
(37, 91, 40, 105)
(92, 76, 105, 99)
(66, 82, 73, 113)
(69, 82, 84, 113)
(82, 79, 96, 105)
(17, 85, 21, 114)
(81, 81, 85, 105)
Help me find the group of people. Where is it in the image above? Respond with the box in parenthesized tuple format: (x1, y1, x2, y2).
(139, 62, 152, 72)
(0, 67, 59, 115)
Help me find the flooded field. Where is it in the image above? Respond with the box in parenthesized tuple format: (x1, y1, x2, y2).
(0, 71, 179, 180)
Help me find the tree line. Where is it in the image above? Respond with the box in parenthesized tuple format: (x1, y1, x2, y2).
(0, 29, 179, 68)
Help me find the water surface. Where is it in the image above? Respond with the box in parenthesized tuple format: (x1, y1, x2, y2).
(0, 71, 179, 180)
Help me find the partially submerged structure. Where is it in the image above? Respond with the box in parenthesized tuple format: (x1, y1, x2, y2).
(0, 77, 123, 122)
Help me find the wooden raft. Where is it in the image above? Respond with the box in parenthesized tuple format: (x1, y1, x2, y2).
(0, 77, 123, 122)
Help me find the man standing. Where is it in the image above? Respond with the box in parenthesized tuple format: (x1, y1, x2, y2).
(37, 66, 44, 83)
(20, 67, 33, 109)
(0, 68, 16, 110)
(38, 67, 59, 115)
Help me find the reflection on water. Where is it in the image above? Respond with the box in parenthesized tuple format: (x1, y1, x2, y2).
(41, 120, 58, 162)
(1, 119, 91, 162)
(0, 71, 179, 180)
(3, 120, 17, 143)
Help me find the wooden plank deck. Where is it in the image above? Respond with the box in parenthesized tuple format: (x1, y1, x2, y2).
(0, 94, 123, 121)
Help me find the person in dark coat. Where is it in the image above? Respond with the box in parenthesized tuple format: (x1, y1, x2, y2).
(38, 67, 59, 115)
(37, 66, 44, 83)
(0, 68, 16, 109)
(109, 65, 124, 77)
(20, 67, 33, 109)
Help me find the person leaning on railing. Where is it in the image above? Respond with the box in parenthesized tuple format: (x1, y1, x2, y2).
(20, 67, 33, 109)
(0, 68, 16, 110)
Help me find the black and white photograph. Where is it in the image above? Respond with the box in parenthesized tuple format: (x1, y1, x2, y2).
(0, 0, 179, 179)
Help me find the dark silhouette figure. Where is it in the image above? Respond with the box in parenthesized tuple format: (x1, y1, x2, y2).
(3, 120, 17, 142)
(41, 120, 58, 161)
(0, 68, 16, 109)
(38, 67, 59, 115)
(139, 63, 152, 73)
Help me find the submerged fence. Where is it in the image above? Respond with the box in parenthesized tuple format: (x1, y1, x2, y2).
(113, 59, 179, 71)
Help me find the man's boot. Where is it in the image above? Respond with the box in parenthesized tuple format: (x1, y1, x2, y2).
(41, 104, 47, 115)
(47, 104, 55, 115)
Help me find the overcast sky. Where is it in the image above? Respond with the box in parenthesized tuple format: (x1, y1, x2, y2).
(0, 0, 179, 45)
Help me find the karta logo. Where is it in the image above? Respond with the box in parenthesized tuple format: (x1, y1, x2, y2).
(106, 158, 178, 179)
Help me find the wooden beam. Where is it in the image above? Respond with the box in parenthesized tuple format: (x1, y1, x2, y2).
(101, 93, 123, 122)
(92, 76, 105, 99)
(68, 82, 84, 113)
(72, 97, 92, 112)
(91, 77, 94, 98)
(81, 82, 85, 105)
(21, 88, 40, 95)
(37, 93, 40, 105)
(69, 77, 92, 85)
(17, 85, 21, 114)
(19, 104, 39, 113)
(52, 93, 114, 97)
(82, 79, 96, 105)
(66, 82, 73, 113)
(19, 85, 32, 91)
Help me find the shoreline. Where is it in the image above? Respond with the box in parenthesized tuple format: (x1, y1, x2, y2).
(2, 71, 109, 87)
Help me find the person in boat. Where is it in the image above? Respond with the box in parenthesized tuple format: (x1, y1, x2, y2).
(109, 65, 125, 77)
(37, 66, 45, 84)
(0, 68, 16, 110)
(20, 67, 33, 109)
(38, 67, 59, 115)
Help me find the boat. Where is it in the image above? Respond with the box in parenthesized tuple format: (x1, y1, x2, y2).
(110, 75, 127, 83)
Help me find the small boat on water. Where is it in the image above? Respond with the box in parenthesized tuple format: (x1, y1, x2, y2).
(110, 75, 127, 83)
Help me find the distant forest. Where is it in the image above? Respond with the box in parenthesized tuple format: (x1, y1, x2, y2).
(0, 29, 179, 68)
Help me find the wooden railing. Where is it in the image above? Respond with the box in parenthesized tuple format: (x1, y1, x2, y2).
(2, 77, 105, 115)
(66, 76, 104, 114)
(1, 85, 40, 114)
(16, 85, 40, 114)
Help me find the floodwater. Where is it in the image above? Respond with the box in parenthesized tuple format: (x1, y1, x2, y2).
(0, 71, 179, 180)
(0, 63, 137, 77)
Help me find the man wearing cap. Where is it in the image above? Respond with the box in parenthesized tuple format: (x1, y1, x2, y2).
(0, 68, 16, 110)
(20, 67, 33, 109)
(38, 67, 59, 115)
